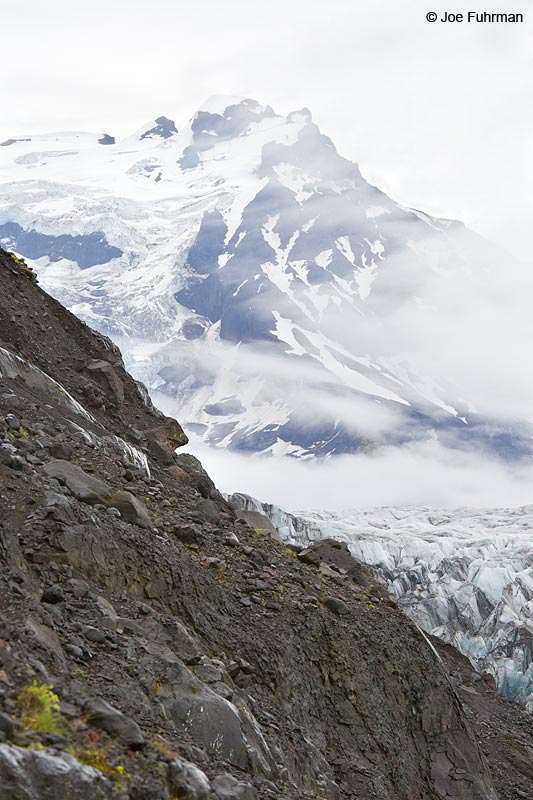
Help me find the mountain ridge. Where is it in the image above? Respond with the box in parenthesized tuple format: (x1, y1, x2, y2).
(0, 96, 529, 459)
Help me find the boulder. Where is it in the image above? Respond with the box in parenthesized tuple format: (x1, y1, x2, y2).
(324, 596, 350, 616)
(159, 664, 249, 769)
(173, 524, 204, 545)
(85, 359, 124, 406)
(49, 441, 74, 460)
(167, 758, 210, 800)
(212, 773, 258, 800)
(0, 743, 114, 799)
(144, 417, 188, 464)
(108, 490, 152, 529)
(85, 698, 144, 749)
(197, 498, 221, 523)
(297, 548, 321, 566)
(41, 585, 65, 604)
(42, 460, 111, 506)
(166, 464, 191, 484)
(234, 509, 277, 537)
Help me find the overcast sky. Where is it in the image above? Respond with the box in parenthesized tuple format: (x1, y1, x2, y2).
(3, 0, 532, 256)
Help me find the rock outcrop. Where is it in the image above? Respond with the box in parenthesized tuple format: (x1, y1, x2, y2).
(0, 247, 511, 799)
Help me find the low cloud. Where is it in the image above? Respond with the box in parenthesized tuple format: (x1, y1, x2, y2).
(183, 436, 533, 512)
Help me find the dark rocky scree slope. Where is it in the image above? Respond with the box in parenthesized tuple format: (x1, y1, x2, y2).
(0, 247, 530, 800)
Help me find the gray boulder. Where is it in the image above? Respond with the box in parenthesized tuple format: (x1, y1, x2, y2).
(234, 509, 277, 537)
(167, 757, 210, 799)
(85, 698, 144, 749)
(108, 490, 152, 529)
(0, 743, 113, 799)
(159, 664, 249, 769)
(212, 773, 258, 799)
(86, 359, 124, 406)
(42, 460, 111, 506)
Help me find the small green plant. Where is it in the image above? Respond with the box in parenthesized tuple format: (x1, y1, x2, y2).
(70, 731, 128, 786)
(74, 747, 128, 785)
(74, 746, 110, 772)
(8, 252, 27, 268)
(7, 252, 37, 280)
(16, 681, 68, 736)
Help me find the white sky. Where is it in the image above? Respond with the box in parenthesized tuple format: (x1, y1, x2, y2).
(2, 0, 532, 255)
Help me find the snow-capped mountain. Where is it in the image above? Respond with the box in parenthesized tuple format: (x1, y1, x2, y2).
(228, 493, 533, 711)
(0, 96, 529, 457)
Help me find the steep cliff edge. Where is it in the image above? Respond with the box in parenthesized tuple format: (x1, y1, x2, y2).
(0, 248, 498, 799)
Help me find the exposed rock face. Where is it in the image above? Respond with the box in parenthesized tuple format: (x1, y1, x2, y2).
(0, 744, 114, 800)
(0, 247, 510, 799)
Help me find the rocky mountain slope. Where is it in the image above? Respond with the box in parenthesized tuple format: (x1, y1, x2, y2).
(0, 246, 517, 799)
(0, 97, 529, 459)
(228, 495, 533, 715)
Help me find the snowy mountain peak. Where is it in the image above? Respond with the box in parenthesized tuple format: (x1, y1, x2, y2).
(195, 94, 268, 117)
(0, 97, 528, 459)
(129, 115, 179, 143)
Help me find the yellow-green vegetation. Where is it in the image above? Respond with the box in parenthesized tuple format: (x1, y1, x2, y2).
(74, 746, 110, 773)
(154, 680, 162, 696)
(7, 251, 37, 280)
(16, 681, 68, 737)
(8, 427, 30, 441)
(16, 682, 129, 785)
(8, 252, 27, 268)
(73, 748, 128, 787)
